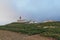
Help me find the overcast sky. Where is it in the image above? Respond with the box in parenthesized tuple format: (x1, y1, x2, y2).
(0, 0, 60, 25)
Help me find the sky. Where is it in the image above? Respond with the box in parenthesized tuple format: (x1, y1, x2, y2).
(0, 0, 60, 25)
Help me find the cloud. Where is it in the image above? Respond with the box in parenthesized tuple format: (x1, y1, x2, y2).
(0, 0, 16, 25)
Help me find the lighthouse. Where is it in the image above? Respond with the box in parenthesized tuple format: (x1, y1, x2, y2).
(17, 16, 28, 23)
(17, 16, 38, 24)
(19, 16, 22, 20)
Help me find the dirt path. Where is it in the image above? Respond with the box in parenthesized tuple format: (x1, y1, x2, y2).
(0, 30, 56, 40)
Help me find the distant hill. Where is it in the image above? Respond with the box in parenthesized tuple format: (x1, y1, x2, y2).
(39, 21, 60, 26)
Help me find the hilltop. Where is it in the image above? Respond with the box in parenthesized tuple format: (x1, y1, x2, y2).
(0, 21, 60, 40)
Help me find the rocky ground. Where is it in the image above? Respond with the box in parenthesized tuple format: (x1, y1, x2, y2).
(0, 30, 56, 40)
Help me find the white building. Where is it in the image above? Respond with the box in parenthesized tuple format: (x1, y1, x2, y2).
(17, 16, 38, 24)
(17, 16, 28, 23)
(28, 20, 38, 24)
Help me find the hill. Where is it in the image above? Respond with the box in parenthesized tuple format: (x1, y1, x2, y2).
(0, 22, 60, 40)
(0, 30, 56, 40)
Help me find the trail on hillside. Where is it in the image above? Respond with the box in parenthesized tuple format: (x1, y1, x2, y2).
(0, 30, 56, 40)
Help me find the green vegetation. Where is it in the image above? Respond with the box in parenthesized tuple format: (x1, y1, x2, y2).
(0, 22, 60, 40)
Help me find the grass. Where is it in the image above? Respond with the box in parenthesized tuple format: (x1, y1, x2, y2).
(0, 22, 60, 40)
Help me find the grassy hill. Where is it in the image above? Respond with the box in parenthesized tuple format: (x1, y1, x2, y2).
(0, 22, 60, 40)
